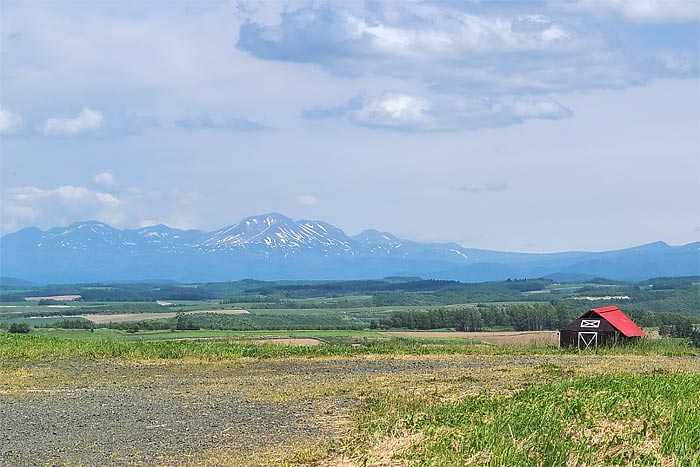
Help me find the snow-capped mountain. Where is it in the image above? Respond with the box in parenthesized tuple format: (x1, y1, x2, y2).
(200, 214, 354, 255)
(1, 213, 698, 283)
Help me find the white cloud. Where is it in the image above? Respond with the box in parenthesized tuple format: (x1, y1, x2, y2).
(93, 172, 119, 190)
(0, 106, 23, 133)
(236, 3, 656, 95)
(3, 184, 122, 231)
(40, 107, 103, 136)
(311, 92, 572, 131)
(565, 0, 700, 22)
(2, 180, 202, 233)
(349, 93, 432, 129)
(296, 194, 319, 205)
(237, 1, 699, 98)
(9, 185, 120, 204)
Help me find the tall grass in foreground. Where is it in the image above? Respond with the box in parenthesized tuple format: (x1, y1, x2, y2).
(352, 373, 700, 466)
(0, 333, 697, 360)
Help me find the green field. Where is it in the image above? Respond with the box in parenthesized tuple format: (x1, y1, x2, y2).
(24, 327, 386, 341)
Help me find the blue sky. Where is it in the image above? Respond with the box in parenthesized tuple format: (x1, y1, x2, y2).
(1, 0, 698, 252)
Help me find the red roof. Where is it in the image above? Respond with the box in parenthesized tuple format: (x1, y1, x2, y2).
(590, 306, 644, 337)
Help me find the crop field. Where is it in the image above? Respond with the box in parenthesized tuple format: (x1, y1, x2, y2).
(1, 333, 699, 467)
(79, 308, 250, 324)
(25, 328, 387, 342)
(382, 331, 559, 346)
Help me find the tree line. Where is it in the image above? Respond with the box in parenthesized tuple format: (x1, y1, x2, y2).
(372, 303, 700, 333)
(371, 303, 576, 332)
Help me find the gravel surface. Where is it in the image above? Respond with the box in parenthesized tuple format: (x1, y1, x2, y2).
(1, 360, 360, 467)
(1, 387, 349, 466)
(2, 354, 695, 466)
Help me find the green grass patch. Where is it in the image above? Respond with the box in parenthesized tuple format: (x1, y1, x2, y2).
(352, 373, 700, 466)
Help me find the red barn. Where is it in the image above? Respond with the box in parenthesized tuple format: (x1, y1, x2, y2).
(559, 306, 644, 349)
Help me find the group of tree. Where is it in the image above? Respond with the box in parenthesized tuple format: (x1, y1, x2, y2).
(8, 322, 31, 334)
(372, 302, 700, 334)
(372, 303, 577, 332)
(659, 316, 700, 347)
(36, 319, 95, 330)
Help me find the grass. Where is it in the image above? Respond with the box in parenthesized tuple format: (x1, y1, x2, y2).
(0, 333, 507, 360)
(2, 334, 698, 466)
(347, 373, 700, 466)
(28, 327, 385, 341)
(1, 331, 698, 361)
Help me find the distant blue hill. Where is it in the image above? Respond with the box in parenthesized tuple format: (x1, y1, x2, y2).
(1, 213, 698, 284)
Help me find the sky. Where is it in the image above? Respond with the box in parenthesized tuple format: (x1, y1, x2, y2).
(0, 0, 699, 253)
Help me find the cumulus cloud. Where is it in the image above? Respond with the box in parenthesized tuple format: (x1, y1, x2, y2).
(34, 109, 158, 138)
(0, 106, 24, 134)
(1, 175, 202, 233)
(238, 5, 576, 63)
(236, 2, 688, 95)
(305, 92, 572, 131)
(41, 107, 103, 136)
(296, 194, 319, 205)
(346, 93, 432, 130)
(174, 116, 271, 131)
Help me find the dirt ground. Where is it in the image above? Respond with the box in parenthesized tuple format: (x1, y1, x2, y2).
(1, 354, 697, 467)
(382, 330, 559, 345)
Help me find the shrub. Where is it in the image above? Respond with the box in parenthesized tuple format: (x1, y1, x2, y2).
(8, 322, 31, 334)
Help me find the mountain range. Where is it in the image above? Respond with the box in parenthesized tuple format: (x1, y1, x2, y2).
(1, 213, 698, 283)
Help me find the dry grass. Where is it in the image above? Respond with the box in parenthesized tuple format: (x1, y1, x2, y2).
(318, 432, 424, 467)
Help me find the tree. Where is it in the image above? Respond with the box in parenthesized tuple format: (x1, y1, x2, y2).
(174, 313, 199, 331)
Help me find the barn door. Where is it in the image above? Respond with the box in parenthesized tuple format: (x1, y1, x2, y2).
(578, 332, 598, 351)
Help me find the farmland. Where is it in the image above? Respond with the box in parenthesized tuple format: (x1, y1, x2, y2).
(1, 276, 698, 334)
(1, 276, 699, 466)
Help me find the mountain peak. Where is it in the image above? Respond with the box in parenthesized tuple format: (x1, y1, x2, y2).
(240, 212, 293, 226)
(67, 220, 112, 230)
(202, 213, 354, 252)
